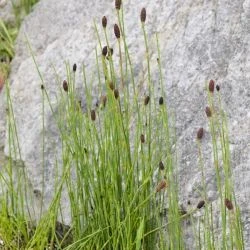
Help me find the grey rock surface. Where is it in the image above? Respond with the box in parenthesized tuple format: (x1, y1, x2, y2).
(0, 0, 15, 23)
(3, 0, 250, 247)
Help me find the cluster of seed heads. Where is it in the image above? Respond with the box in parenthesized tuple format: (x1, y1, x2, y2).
(197, 80, 222, 140)
(195, 80, 236, 215)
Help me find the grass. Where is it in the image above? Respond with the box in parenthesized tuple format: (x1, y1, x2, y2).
(0, 1, 245, 249)
(0, 19, 16, 90)
(12, 0, 39, 26)
(0, 0, 38, 89)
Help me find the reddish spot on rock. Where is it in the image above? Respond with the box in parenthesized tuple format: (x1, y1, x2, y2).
(156, 179, 167, 192)
(0, 75, 5, 93)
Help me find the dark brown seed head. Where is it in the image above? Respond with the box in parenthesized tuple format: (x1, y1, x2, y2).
(197, 200, 205, 209)
(225, 198, 234, 210)
(159, 96, 164, 105)
(144, 95, 150, 105)
(216, 84, 220, 91)
(114, 89, 119, 99)
(73, 63, 77, 72)
(159, 161, 164, 170)
(209, 79, 215, 93)
(140, 7, 146, 23)
(101, 95, 107, 107)
(109, 81, 115, 90)
(114, 24, 120, 39)
(102, 46, 108, 56)
(140, 134, 145, 143)
(115, 0, 121, 10)
(63, 80, 68, 92)
(91, 110, 96, 121)
(102, 16, 107, 28)
(197, 127, 204, 140)
(205, 106, 212, 117)
(41, 84, 44, 90)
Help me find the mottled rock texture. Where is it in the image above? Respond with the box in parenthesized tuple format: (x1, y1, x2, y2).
(0, 0, 29, 23)
(0, 0, 15, 23)
(2, 0, 250, 247)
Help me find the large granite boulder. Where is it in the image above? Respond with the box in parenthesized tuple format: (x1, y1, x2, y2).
(3, 0, 250, 245)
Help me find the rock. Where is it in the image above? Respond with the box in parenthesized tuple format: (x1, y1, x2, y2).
(0, 0, 32, 24)
(4, 0, 250, 247)
(0, 0, 15, 24)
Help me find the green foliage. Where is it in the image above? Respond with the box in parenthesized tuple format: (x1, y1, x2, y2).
(11, 0, 39, 27)
(0, 0, 38, 79)
(0, 20, 16, 79)
(0, 20, 16, 61)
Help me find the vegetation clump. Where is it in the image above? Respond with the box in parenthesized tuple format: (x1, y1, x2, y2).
(0, 0, 39, 91)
